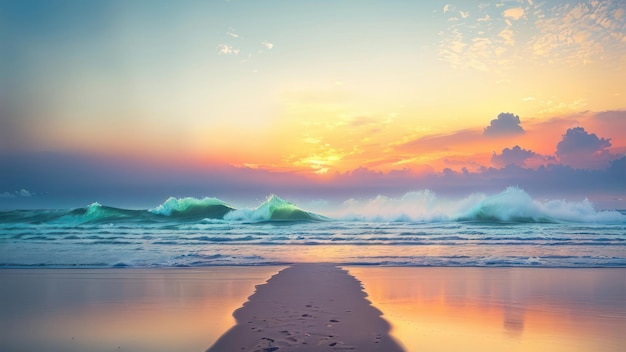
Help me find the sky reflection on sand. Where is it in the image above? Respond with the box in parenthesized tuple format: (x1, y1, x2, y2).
(348, 267, 626, 352)
(0, 268, 283, 352)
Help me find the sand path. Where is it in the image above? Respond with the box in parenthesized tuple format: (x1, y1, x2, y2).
(207, 264, 404, 352)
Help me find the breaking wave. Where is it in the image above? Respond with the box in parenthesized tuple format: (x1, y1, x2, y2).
(224, 195, 328, 222)
(1, 187, 625, 268)
(0, 195, 327, 225)
(0, 187, 623, 225)
(457, 187, 624, 223)
(149, 197, 234, 220)
(334, 187, 625, 223)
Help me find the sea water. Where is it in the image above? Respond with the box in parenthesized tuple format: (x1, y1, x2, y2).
(1, 187, 624, 268)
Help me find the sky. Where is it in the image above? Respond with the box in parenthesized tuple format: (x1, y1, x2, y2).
(1, 0, 625, 209)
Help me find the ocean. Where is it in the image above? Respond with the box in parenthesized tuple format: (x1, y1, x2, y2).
(1, 187, 624, 268)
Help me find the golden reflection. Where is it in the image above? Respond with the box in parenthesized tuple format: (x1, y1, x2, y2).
(348, 267, 626, 352)
(0, 268, 284, 352)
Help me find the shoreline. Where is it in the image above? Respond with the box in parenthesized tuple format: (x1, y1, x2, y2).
(3, 263, 626, 269)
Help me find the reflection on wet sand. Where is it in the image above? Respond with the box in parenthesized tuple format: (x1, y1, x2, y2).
(348, 267, 626, 352)
(0, 268, 283, 352)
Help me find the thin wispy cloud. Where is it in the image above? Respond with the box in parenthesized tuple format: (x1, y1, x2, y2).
(531, 0, 626, 66)
(439, 0, 626, 71)
(0, 189, 34, 198)
(218, 44, 239, 55)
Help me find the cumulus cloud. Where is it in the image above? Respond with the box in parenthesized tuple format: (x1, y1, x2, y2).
(556, 127, 613, 169)
(491, 146, 538, 168)
(483, 112, 525, 137)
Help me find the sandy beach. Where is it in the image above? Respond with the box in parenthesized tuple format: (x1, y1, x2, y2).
(208, 264, 403, 351)
(1, 265, 625, 352)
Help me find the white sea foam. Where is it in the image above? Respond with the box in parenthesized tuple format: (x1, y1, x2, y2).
(333, 187, 625, 223)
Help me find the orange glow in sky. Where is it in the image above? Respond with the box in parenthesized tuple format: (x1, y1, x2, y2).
(1, 0, 625, 207)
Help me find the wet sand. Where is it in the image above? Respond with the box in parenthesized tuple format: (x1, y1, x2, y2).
(349, 267, 626, 352)
(207, 264, 403, 351)
(1, 266, 624, 352)
(0, 267, 284, 352)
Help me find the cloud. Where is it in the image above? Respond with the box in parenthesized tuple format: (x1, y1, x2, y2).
(18, 189, 32, 197)
(556, 127, 613, 169)
(226, 31, 239, 38)
(439, 0, 626, 70)
(477, 14, 490, 22)
(443, 4, 453, 14)
(503, 7, 525, 20)
(484, 112, 525, 137)
(531, 0, 626, 66)
(2, 151, 624, 210)
(218, 44, 239, 55)
(261, 40, 274, 50)
(557, 127, 611, 154)
(491, 146, 538, 167)
(0, 189, 33, 198)
(498, 27, 515, 46)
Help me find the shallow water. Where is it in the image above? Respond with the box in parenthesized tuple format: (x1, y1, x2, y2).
(1, 220, 625, 267)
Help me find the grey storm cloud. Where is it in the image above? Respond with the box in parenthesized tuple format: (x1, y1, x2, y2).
(556, 127, 613, 169)
(483, 112, 525, 137)
(491, 146, 538, 168)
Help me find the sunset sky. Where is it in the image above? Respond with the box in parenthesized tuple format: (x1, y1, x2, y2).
(1, 0, 625, 208)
